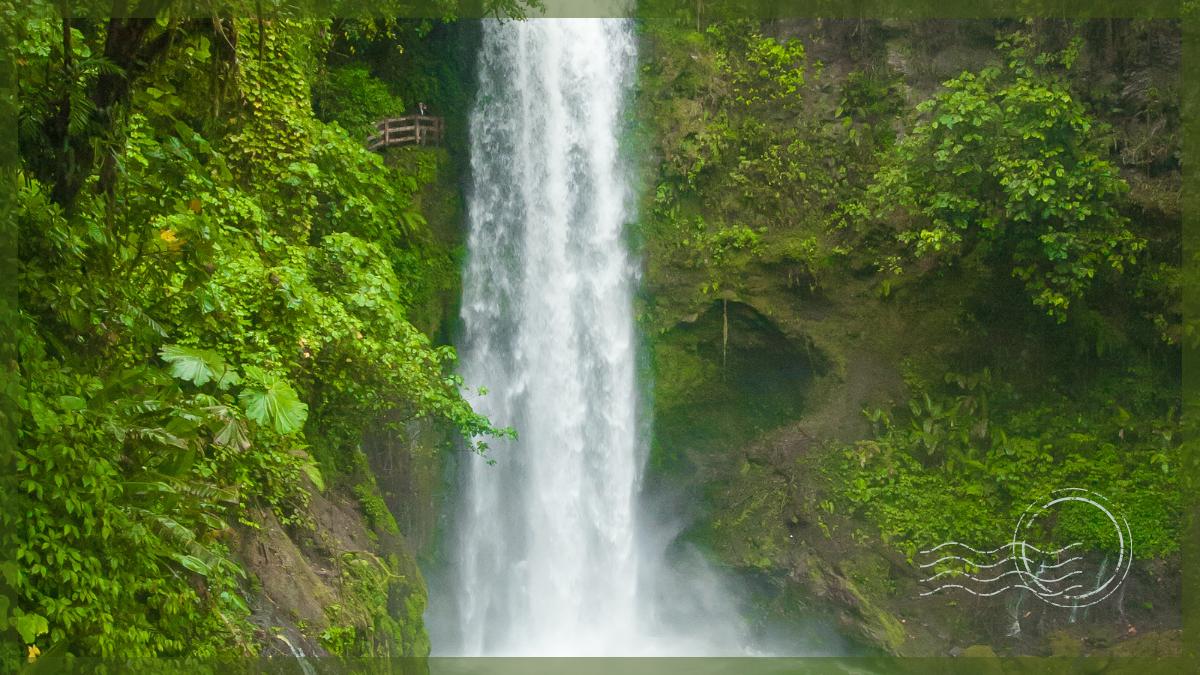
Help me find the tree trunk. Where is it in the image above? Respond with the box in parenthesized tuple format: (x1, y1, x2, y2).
(46, 0, 176, 208)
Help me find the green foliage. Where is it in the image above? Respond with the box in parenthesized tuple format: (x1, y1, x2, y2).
(709, 22, 806, 109)
(640, 21, 1181, 648)
(354, 482, 401, 536)
(318, 545, 428, 658)
(10, 13, 503, 659)
(640, 21, 892, 315)
(313, 65, 406, 137)
(671, 217, 764, 295)
(319, 624, 357, 656)
(160, 345, 241, 390)
(837, 369, 1180, 560)
(836, 69, 905, 148)
(238, 367, 309, 435)
(869, 33, 1143, 322)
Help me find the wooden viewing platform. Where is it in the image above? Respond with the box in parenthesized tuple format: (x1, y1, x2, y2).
(367, 115, 444, 151)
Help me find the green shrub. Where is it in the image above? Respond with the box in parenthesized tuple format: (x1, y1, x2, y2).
(313, 65, 406, 137)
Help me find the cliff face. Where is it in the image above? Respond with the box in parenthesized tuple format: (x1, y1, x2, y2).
(235, 474, 431, 659)
(631, 17, 1181, 656)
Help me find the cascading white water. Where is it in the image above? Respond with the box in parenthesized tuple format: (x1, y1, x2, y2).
(431, 16, 749, 657)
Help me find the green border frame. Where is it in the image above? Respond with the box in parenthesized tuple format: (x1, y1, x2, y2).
(0, 8, 19, 673)
(25, 0, 1188, 19)
(1, 1, 1193, 672)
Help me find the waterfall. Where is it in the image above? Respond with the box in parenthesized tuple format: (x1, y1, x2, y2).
(429, 16, 748, 657)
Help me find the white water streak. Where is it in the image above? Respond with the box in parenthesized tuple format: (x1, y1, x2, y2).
(431, 18, 747, 657)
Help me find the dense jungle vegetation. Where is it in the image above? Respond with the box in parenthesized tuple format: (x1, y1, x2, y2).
(635, 6, 1183, 654)
(3, 1, 535, 661)
(1, 0, 1188, 663)
(643, 18, 1181, 552)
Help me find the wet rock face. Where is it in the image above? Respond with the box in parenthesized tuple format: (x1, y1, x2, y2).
(234, 476, 432, 658)
(362, 413, 446, 559)
(651, 299, 826, 473)
(238, 506, 337, 658)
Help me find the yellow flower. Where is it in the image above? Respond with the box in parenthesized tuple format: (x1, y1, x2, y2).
(27, 644, 40, 662)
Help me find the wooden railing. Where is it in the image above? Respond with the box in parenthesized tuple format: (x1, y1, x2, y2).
(367, 115, 444, 151)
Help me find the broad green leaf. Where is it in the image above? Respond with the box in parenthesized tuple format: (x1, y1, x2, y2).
(194, 36, 211, 63)
(15, 613, 48, 644)
(215, 367, 242, 390)
(300, 461, 325, 492)
(0, 561, 17, 586)
(214, 418, 251, 450)
(160, 344, 229, 387)
(57, 395, 85, 411)
(220, 590, 249, 615)
(239, 376, 308, 434)
(175, 554, 210, 576)
(288, 449, 324, 490)
(123, 481, 176, 495)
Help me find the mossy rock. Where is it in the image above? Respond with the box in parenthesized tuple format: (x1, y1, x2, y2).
(1104, 629, 1183, 657)
(650, 299, 824, 475)
(796, 551, 908, 655)
(705, 460, 792, 570)
(1049, 630, 1084, 658)
(838, 575, 908, 654)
